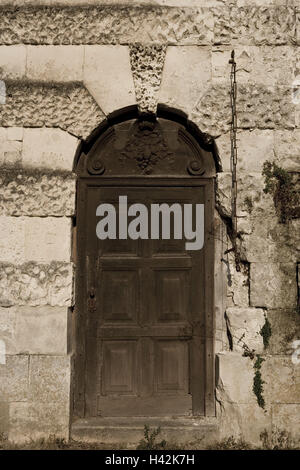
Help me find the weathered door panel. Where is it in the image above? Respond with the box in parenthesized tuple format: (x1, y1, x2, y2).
(80, 183, 211, 417)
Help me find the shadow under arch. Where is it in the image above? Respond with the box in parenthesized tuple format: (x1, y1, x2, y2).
(73, 104, 222, 174)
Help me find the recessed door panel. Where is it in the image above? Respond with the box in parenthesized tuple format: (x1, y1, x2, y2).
(80, 183, 213, 417)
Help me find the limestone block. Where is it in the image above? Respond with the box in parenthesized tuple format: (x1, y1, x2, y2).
(0, 216, 71, 263)
(0, 402, 9, 436)
(238, 174, 275, 218)
(0, 307, 16, 355)
(1, 82, 104, 139)
(0, 355, 28, 401)
(237, 84, 295, 130)
(236, 130, 274, 173)
(24, 217, 71, 263)
(130, 44, 166, 113)
(214, 46, 295, 87)
(0, 1, 225, 5)
(262, 356, 300, 404)
(268, 219, 300, 263)
(271, 404, 300, 444)
(214, 132, 230, 171)
(29, 355, 71, 403)
(26, 45, 84, 81)
(22, 128, 79, 171)
(225, 253, 249, 308)
(84, 45, 135, 114)
(0, 130, 22, 167)
(159, 46, 211, 116)
(218, 401, 271, 447)
(0, 46, 26, 79)
(0, 171, 76, 216)
(241, 216, 298, 263)
(8, 401, 69, 443)
(216, 352, 256, 404)
(230, 6, 296, 45)
(267, 309, 300, 355)
(225, 307, 265, 353)
(0, 216, 24, 264)
(6, 127, 23, 141)
(274, 130, 300, 171)
(216, 172, 272, 221)
(0, 262, 73, 307)
(211, 47, 231, 84)
(250, 263, 298, 308)
(0, 306, 69, 355)
(216, 172, 231, 217)
(191, 85, 231, 136)
(0, 5, 214, 45)
(16, 306, 69, 355)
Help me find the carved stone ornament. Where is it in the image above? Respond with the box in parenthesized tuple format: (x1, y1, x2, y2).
(119, 120, 175, 174)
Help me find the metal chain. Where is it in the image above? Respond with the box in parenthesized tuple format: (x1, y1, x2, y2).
(229, 50, 238, 235)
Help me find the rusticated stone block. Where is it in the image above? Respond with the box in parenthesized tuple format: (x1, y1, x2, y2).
(0, 355, 28, 401)
(191, 85, 231, 136)
(0, 81, 104, 139)
(250, 263, 298, 308)
(262, 356, 300, 404)
(9, 401, 69, 443)
(193, 83, 295, 135)
(0, 306, 69, 355)
(130, 44, 166, 113)
(22, 128, 79, 171)
(29, 355, 71, 402)
(0, 170, 76, 216)
(0, 262, 73, 307)
(0, 5, 214, 45)
(236, 85, 295, 130)
(230, 6, 296, 45)
(225, 307, 265, 353)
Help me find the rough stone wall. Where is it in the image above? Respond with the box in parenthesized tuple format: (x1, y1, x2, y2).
(0, 0, 299, 446)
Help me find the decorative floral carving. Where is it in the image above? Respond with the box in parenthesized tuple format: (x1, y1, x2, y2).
(119, 120, 174, 174)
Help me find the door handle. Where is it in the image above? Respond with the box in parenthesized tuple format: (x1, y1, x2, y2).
(87, 288, 96, 313)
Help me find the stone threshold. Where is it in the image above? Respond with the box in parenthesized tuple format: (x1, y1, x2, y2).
(71, 416, 219, 445)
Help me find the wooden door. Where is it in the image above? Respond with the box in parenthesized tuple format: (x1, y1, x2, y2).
(74, 114, 217, 419)
(81, 182, 212, 417)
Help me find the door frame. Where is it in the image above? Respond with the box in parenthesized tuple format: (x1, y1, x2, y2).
(73, 175, 215, 419)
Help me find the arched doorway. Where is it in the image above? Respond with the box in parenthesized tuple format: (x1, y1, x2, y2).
(73, 105, 220, 421)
